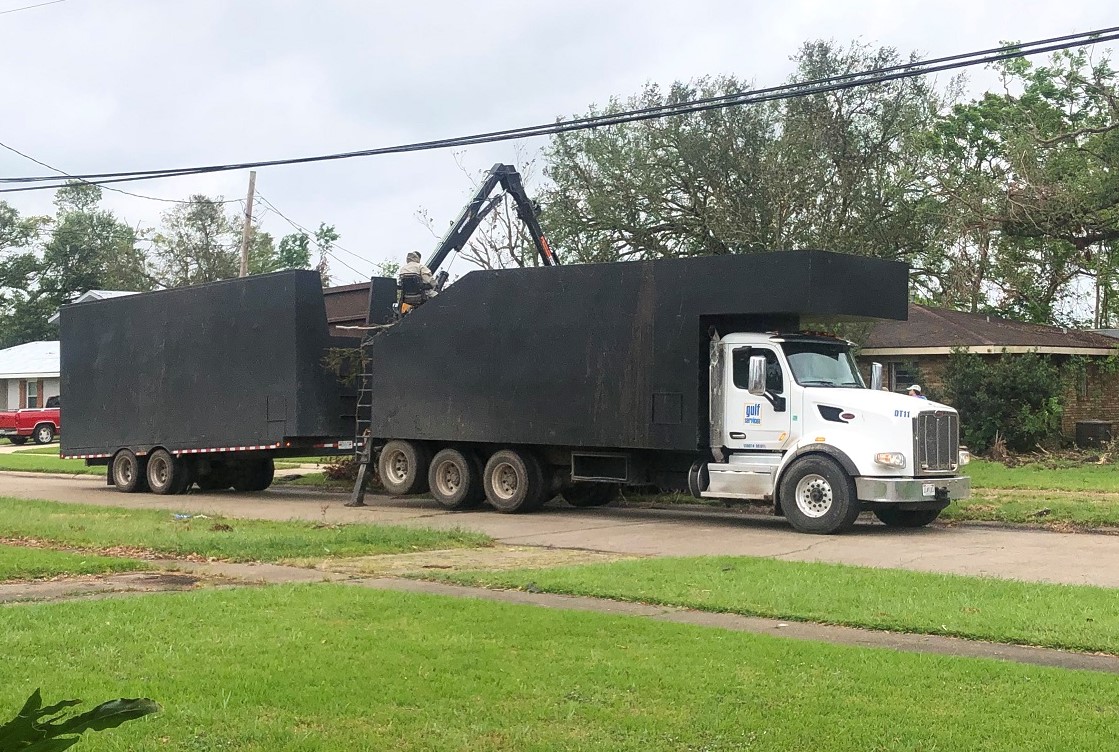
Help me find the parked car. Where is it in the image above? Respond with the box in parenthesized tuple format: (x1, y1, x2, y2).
(0, 395, 61, 445)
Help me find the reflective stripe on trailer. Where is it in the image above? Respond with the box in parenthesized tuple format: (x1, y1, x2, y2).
(175, 444, 282, 455)
(61, 452, 113, 459)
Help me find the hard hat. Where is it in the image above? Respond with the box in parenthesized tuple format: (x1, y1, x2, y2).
(907, 384, 922, 393)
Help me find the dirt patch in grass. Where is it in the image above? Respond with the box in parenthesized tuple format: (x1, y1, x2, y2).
(307, 545, 638, 577)
(0, 571, 207, 604)
(0, 535, 211, 562)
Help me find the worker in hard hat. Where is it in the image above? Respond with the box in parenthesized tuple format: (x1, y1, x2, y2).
(397, 251, 437, 312)
(907, 384, 928, 400)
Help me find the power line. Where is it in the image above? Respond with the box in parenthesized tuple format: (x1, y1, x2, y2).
(1, 25, 1116, 195)
(0, 0, 71, 16)
(0, 138, 242, 204)
(253, 192, 367, 278)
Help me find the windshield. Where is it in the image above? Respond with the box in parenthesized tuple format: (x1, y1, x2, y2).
(781, 341, 865, 388)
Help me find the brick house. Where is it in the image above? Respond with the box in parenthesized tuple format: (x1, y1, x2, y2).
(0, 341, 60, 411)
(858, 304, 1119, 438)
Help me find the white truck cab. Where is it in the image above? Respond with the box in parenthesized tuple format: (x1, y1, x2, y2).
(698, 332, 970, 533)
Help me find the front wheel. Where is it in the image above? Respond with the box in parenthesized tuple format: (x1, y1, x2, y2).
(873, 507, 942, 528)
(778, 456, 861, 534)
(33, 423, 56, 444)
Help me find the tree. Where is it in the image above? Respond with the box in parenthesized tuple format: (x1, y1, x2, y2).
(310, 223, 339, 287)
(276, 232, 313, 271)
(540, 40, 946, 267)
(149, 196, 239, 287)
(0, 201, 51, 348)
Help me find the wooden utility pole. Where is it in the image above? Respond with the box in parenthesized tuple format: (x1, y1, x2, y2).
(239, 170, 257, 277)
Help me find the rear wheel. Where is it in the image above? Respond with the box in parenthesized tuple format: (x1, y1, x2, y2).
(428, 448, 485, 510)
(562, 482, 619, 508)
(873, 507, 942, 528)
(231, 457, 275, 492)
(778, 456, 861, 534)
(483, 449, 546, 513)
(377, 440, 431, 495)
(146, 449, 185, 495)
(33, 423, 55, 444)
(8, 436, 27, 446)
(112, 449, 147, 493)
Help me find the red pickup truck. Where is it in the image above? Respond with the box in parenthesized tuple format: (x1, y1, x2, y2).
(0, 395, 61, 445)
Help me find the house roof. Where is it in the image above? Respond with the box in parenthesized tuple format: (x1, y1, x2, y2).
(48, 290, 138, 325)
(0, 341, 60, 379)
(861, 304, 1119, 356)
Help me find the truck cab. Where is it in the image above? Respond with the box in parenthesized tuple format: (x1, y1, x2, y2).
(701, 332, 970, 532)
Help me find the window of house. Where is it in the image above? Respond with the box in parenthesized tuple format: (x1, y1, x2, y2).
(26, 392, 38, 408)
(889, 361, 920, 392)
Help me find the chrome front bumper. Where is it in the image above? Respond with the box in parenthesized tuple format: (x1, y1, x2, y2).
(855, 475, 970, 503)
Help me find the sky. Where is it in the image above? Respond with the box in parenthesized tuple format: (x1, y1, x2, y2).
(0, 0, 1116, 286)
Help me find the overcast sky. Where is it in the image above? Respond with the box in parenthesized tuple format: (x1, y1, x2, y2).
(0, 0, 1115, 286)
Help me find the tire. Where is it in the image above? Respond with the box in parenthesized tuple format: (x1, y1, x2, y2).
(196, 463, 232, 491)
(483, 449, 546, 513)
(377, 440, 431, 495)
(561, 482, 619, 508)
(8, 436, 28, 446)
(111, 449, 147, 493)
(231, 458, 275, 492)
(778, 456, 861, 534)
(146, 449, 184, 495)
(33, 423, 56, 444)
(873, 507, 942, 528)
(428, 448, 485, 510)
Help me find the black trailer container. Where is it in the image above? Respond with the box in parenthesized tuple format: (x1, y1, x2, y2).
(60, 270, 357, 494)
(357, 250, 909, 511)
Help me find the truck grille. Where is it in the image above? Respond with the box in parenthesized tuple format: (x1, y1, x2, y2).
(914, 411, 959, 474)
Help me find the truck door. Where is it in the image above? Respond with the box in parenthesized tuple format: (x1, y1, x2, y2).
(725, 346, 791, 451)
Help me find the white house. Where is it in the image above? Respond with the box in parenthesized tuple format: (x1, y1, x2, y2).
(0, 341, 60, 410)
(48, 289, 137, 325)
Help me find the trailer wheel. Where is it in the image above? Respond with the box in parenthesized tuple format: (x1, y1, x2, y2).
(112, 449, 147, 493)
(561, 482, 619, 508)
(428, 448, 485, 510)
(231, 458, 275, 492)
(484, 449, 545, 513)
(33, 423, 56, 444)
(778, 456, 861, 534)
(377, 440, 430, 495)
(197, 462, 233, 491)
(873, 507, 942, 528)
(146, 449, 185, 495)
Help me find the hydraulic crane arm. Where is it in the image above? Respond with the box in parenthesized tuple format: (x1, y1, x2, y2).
(425, 163, 560, 273)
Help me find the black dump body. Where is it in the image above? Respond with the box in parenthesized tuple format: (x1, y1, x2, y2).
(363, 250, 907, 452)
(60, 270, 353, 456)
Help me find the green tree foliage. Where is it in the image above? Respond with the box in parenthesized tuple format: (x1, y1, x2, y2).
(0, 201, 51, 348)
(150, 196, 239, 286)
(541, 40, 945, 265)
(943, 350, 1064, 453)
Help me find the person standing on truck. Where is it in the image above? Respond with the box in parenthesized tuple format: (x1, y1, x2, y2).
(907, 384, 928, 399)
(398, 251, 437, 309)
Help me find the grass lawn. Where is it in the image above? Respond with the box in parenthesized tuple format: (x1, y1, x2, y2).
(0, 543, 147, 581)
(0, 498, 488, 562)
(0, 451, 101, 475)
(2, 584, 1118, 751)
(434, 555, 1119, 654)
(966, 458, 1119, 492)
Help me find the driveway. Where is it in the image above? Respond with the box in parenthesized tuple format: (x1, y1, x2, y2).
(3, 471, 1119, 588)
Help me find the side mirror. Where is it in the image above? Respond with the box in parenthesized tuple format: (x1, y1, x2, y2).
(870, 362, 884, 392)
(748, 355, 767, 396)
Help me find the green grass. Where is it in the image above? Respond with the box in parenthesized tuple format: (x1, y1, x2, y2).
(0, 451, 101, 475)
(0, 543, 147, 581)
(2, 584, 1118, 751)
(943, 492, 1119, 526)
(0, 497, 487, 562)
(967, 458, 1119, 492)
(434, 555, 1119, 654)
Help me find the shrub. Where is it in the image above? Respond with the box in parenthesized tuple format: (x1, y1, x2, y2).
(943, 349, 1063, 453)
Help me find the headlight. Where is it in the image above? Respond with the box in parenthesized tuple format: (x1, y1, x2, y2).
(958, 447, 971, 466)
(874, 452, 906, 468)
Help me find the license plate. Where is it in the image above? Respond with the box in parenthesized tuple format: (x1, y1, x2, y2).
(338, 440, 354, 450)
(922, 483, 936, 497)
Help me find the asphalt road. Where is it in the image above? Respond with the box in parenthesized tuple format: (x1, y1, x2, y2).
(3, 471, 1119, 588)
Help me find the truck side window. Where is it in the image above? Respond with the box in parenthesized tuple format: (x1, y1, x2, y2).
(731, 348, 783, 393)
(46, 396, 60, 408)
